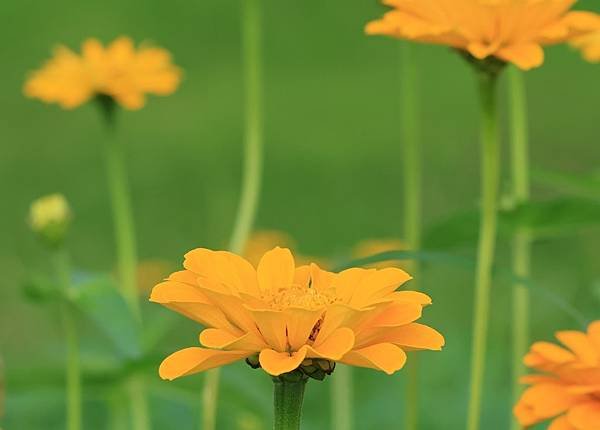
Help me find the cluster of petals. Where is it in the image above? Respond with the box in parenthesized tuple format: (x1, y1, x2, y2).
(514, 321, 600, 429)
(366, 0, 600, 70)
(150, 247, 444, 379)
(24, 37, 181, 110)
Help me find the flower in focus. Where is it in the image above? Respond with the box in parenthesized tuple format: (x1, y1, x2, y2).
(29, 193, 72, 246)
(572, 31, 600, 62)
(366, 0, 600, 70)
(24, 37, 181, 110)
(514, 321, 600, 429)
(151, 247, 444, 379)
(353, 238, 408, 270)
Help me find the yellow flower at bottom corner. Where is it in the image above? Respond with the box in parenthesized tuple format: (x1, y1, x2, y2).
(365, 0, 600, 70)
(514, 321, 600, 429)
(150, 247, 444, 380)
(572, 31, 600, 62)
(24, 36, 181, 110)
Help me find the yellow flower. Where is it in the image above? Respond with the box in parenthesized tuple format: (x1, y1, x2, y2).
(572, 31, 600, 62)
(366, 0, 600, 70)
(24, 37, 181, 110)
(514, 321, 600, 429)
(151, 247, 444, 379)
(29, 193, 71, 245)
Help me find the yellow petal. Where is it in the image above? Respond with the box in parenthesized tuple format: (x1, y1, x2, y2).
(257, 247, 295, 292)
(367, 302, 423, 328)
(248, 308, 288, 351)
(259, 348, 307, 376)
(548, 416, 576, 430)
(341, 343, 407, 375)
(159, 348, 250, 380)
(308, 327, 355, 360)
(566, 401, 600, 429)
(199, 328, 266, 351)
(356, 323, 445, 351)
(531, 341, 576, 364)
(556, 330, 599, 366)
(349, 268, 412, 307)
(496, 43, 545, 71)
(284, 307, 324, 351)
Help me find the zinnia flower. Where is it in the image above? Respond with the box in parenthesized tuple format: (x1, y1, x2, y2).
(366, 0, 600, 70)
(24, 37, 181, 110)
(151, 247, 444, 379)
(572, 31, 600, 62)
(514, 321, 600, 429)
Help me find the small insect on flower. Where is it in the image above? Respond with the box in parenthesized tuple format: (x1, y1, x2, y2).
(366, 0, 600, 70)
(24, 37, 181, 110)
(151, 247, 444, 380)
(514, 321, 600, 429)
(28, 193, 72, 247)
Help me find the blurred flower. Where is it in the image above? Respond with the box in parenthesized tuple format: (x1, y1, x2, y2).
(28, 193, 71, 246)
(151, 247, 444, 379)
(366, 0, 600, 70)
(353, 238, 408, 270)
(572, 31, 600, 62)
(24, 37, 181, 110)
(514, 321, 600, 429)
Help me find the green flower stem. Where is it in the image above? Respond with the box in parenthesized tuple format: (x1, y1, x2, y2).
(103, 113, 140, 320)
(273, 377, 307, 430)
(508, 67, 531, 430)
(400, 42, 421, 430)
(331, 365, 352, 430)
(53, 249, 81, 430)
(466, 69, 501, 430)
(202, 0, 264, 429)
(98, 99, 148, 430)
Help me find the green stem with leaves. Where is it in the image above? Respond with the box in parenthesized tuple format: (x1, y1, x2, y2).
(508, 67, 531, 430)
(273, 377, 307, 430)
(53, 249, 81, 430)
(98, 97, 149, 430)
(400, 42, 421, 430)
(466, 69, 501, 430)
(202, 0, 264, 429)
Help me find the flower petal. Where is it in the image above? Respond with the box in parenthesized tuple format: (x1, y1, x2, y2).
(248, 309, 288, 352)
(496, 43, 545, 71)
(566, 401, 600, 429)
(259, 348, 307, 376)
(341, 343, 407, 375)
(307, 327, 355, 360)
(284, 307, 324, 351)
(556, 330, 599, 366)
(349, 268, 412, 307)
(159, 348, 250, 380)
(199, 328, 266, 351)
(548, 415, 576, 430)
(257, 247, 295, 292)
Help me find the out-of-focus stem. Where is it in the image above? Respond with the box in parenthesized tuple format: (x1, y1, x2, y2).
(508, 67, 531, 430)
(331, 365, 352, 430)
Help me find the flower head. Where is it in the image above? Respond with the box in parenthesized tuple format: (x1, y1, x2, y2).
(29, 193, 72, 246)
(151, 247, 444, 379)
(24, 37, 181, 110)
(514, 321, 600, 429)
(572, 31, 600, 62)
(366, 0, 600, 70)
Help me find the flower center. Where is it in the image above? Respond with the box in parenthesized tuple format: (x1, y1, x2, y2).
(263, 284, 338, 310)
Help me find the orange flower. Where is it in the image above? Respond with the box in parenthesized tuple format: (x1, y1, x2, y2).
(24, 37, 181, 110)
(572, 31, 600, 62)
(366, 0, 600, 70)
(514, 321, 600, 429)
(151, 247, 444, 379)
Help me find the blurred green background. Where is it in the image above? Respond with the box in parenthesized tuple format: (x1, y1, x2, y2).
(1, 0, 600, 429)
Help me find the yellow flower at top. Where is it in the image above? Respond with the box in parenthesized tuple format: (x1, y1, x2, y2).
(514, 321, 600, 429)
(572, 31, 600, 62)
(151, 247, 444, 379)
(366, 0, 600, 70)
(24, 37, 181, 110)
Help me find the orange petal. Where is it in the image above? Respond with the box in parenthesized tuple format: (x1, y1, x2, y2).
(358, 323, 445, 351)
(349, 268, 412, 307)
(259, 348, 307, 376)
(257, 247, 295, 292)
(567, 401, 600, 429)
(390, 291, 432, 306)
(332, 268, 373, 304)
(248, 309, 288, 351)
(367, 302, 423, 328)
(340, 343, 407, 375)
(293, 265, 311, 287)
(159, 348, 250, 380)
(588, 320, 600, 352)
(199, 328, 266, 351)
(308, 327, 355, 360)
(548, 415, 576, 430)
(496, 43, 545, 71)
(556, 330, 599, 366)
(284, 307, 324, 351)
(519, 384, 579, 420)
(531, 342, 576, 364)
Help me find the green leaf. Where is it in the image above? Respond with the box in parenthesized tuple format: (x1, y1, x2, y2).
(21, 274, 62, 303)
(71, 274, 142, 359)
(532, 167, 600, 201)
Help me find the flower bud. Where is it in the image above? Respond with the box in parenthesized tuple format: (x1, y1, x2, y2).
(28, 193, 72, 247)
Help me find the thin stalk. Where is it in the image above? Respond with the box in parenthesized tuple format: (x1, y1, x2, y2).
(508, 67, 531, 430)
(273, 377, 307, 430)
(102, 113, 140, 320)
(466, 70, 501, 430)
(331, 365, 352, 430)
(98, 98, 148, 430)
(400, 42, 421, 430)
(202, 0, 264, 429)
(53, 249, 82, 430)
